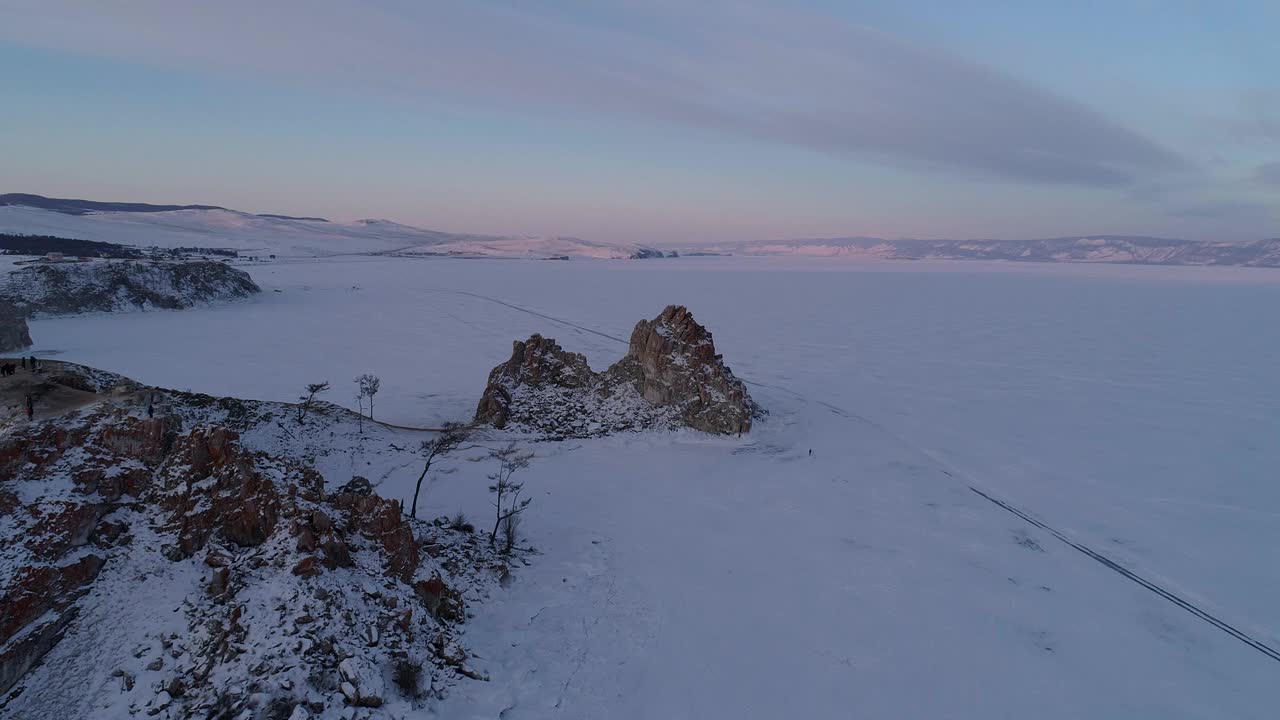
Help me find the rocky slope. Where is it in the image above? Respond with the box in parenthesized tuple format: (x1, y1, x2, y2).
(0, 302, 30, 352)
(0, 362, 511, 719)
(476, 305, 756, 437)
(0, 260, 259, 317)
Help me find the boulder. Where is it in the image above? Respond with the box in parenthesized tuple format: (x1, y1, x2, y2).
(338, 657, 384, 707)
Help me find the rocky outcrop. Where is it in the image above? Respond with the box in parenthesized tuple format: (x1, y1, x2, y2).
(0, 259, 260, 317)
(0, 300, 32, 351)
(615, 305, 755, 434)
(475, 305, 755, 437)
(476, 334, 596, 430)
(0, 371, 507, 718)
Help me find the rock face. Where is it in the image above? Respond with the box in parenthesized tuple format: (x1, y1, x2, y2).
(475, 334, 596, 430)
(0, 260, 259, 317)
(617, 305, 755, 434)
(475, 305, 755, 436)
(0, 300, 32, 351)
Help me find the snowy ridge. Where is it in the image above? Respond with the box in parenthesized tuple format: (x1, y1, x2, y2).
(0, 204, 663, 261)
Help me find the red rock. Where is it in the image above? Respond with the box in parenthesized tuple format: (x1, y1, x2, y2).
(296, 528, 317, 552)
(332, 494, 419, 583)
(24, 502, 105, 561)
(311, 510, 333, 533)
(414, 576, 461, 619)
(0, 554, 103, 644)
(621, 305, 754, 434)
(208, 567, 232, 601)
(291, 556, 322, 577)
(92, 520, 127, 547)
(321, 538, 353, 569)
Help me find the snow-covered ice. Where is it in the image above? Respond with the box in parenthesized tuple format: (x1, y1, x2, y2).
(22, 255, 1280, 718)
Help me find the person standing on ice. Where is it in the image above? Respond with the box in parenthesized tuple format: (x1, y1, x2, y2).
(24, 393, 34, 421)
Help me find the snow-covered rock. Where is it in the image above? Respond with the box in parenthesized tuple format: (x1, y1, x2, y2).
(475, 305, 756, 436)
(0, 259, 260, 317)
(0, 361, 509, 718)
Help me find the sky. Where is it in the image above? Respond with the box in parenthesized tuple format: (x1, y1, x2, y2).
(1, 0, 1277, 244)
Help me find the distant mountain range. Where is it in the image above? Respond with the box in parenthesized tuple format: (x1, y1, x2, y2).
(693, 235, 1280, 267)
(2, 193, 1277, 267)
(0, 193, 330, 222)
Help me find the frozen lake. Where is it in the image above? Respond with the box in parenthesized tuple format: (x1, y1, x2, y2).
(27, 256, 1280, 718)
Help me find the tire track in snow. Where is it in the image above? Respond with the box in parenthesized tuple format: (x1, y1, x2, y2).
(439, 290, 630, 345)
(433, 288, 1280, 666)
(969, 486, 1280, 664)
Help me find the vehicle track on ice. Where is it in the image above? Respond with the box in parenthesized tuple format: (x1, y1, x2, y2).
(435, 288, 1280, 666)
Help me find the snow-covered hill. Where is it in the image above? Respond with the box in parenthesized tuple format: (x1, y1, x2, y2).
(5, 194, 1277, 267)
(0, 362, 507, 719)
(391, 234, 658, 260)
(694, 235, 1280, 267)
(0, 200, 664, 261)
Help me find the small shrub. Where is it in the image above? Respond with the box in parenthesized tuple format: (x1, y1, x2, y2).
(393, 658, 424, 699)
(500, 512, 521, 554)
(449, 511, 474, 533)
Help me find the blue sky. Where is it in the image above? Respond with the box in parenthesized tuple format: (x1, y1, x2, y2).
(1, 0, 1276, 243)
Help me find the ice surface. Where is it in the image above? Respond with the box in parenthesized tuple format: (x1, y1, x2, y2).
(22, 255, 1280, 718)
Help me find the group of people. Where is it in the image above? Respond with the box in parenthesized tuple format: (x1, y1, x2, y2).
(0, 356, 41, 377)
(1, 356, 41, 419)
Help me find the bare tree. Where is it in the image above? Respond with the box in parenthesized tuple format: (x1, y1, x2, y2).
(410, 422, 468, 519)
(487, 443, 533, 549)
(356, 374, 381, 420)
(295, 381, 330, 425)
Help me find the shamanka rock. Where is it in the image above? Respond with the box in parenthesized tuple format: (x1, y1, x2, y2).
(614, 305, 755, 434)
(475, 305, 756, 437)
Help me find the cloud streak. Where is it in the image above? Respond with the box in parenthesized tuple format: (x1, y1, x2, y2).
(1, 0, 1184, 185)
